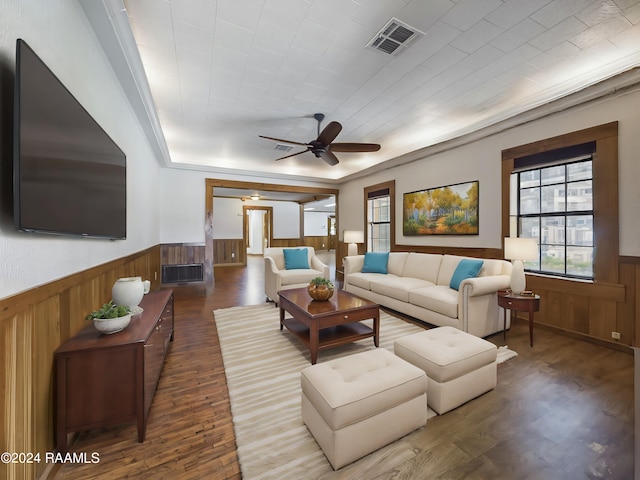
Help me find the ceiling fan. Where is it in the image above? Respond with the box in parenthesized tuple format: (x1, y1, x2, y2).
(259, 113, 381, 166)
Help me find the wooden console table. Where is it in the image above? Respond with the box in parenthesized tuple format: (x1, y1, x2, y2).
(55, 289, 174, 453)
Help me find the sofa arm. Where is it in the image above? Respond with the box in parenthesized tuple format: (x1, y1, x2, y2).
(264, 256, 282, 303)
(460, 275, 511, 297)
(343, 255, 365, 275)
(459, 274, 512, 336)
(310, 256, 330, 280)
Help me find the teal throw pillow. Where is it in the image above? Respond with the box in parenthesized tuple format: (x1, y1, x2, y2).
(449, 258, 484, 290)
(283, 248, 310, 270)
(362, 252, 390, 274)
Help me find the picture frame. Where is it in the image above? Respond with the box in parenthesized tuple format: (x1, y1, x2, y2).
(403, 180, 479, 235)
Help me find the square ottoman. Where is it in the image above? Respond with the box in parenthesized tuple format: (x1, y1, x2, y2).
(394, 326, 497, 415)
(301, 348, 427, 470)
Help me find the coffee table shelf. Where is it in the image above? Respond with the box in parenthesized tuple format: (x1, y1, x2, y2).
(281, 317, 375, 351)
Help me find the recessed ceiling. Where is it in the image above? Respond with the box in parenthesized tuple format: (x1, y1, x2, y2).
(97, 0, 640, 182)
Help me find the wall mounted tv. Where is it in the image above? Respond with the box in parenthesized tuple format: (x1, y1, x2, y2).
(13, 39, 126, 239)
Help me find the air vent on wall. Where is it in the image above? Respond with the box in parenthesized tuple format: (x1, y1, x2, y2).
(162, 264, 204, 284)
(366, 18, 424, 56)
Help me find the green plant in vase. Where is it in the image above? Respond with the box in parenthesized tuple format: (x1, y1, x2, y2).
(307, 276, 335, 301)
(86, 301, 132, 334)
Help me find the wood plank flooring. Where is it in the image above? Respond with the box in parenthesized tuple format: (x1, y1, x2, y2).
(53, 254, 634, 480)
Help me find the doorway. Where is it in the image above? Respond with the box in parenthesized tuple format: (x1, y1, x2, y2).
(243, 205, 272, 255)
(327, 215, 336, 250)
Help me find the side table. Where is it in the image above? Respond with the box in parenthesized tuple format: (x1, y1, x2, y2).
(497, 290, 540, 347)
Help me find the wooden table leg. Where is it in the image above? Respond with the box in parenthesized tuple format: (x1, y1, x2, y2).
(373, 310, 380, 347)
(503, 308, 507, 340)
(528, 305, 534, 347)
(279, 306, 284, 330)
(309, 320, 319, 365)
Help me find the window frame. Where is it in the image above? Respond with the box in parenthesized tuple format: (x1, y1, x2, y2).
(363, 180, 395, 253)
(502, 122, 619, 285)
(513, 157, 594, 279)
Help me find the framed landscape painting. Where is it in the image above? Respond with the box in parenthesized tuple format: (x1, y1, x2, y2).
(403, 181, 479, 235)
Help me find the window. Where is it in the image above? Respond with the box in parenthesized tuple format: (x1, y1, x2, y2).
(512, 157, 593, 279)
(364, 181, 395, 253)
(368, 195, 390, 252)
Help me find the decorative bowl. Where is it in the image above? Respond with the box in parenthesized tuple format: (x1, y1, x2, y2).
(93, 314, 131, 334)
(307, 284, 334, 301)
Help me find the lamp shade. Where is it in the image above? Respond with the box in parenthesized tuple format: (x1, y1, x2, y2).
(504, 237, 538, 261)
(504, 237, 538, 295)
(343, 230, 364, 244)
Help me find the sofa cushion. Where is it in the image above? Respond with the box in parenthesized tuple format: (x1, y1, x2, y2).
(436, 255, 464, 286)
(409, 286, 459, 318)
(264, 246, 316, 271)
(279, 268, 322, 286)
(347, 272, 395, 291)
(387, 252, 410, 276)
(478, 258, 507, 277)
(284, 248, 310, 269)
(449, 258, 484, 290)
(369, 277, 435, 303)
(362, 252, 390, 274)
(401, 253, 442, 283)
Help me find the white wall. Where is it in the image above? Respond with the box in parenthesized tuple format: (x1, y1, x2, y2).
(0, 0, 162, 299)
(340, 87, 640, 256)
(159, 167, 335, 242)
(304, 211, 331, 237)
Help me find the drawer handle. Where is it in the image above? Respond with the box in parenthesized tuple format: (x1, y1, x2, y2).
(343, 315, 349, 320)
(507, 301, 513, 306)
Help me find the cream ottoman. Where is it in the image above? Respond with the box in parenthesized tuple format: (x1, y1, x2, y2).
(301, 348, 427, 470)
(394, 326, 497, 415)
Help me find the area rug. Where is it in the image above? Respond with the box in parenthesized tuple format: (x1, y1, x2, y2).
(214, 304, 516, 480)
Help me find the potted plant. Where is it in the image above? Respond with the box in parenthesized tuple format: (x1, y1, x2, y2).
(86, 301, 132, 334)
(307, 276, 335, 301)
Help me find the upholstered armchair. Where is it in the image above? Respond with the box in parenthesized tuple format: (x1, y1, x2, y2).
(264, 247, 330, 305)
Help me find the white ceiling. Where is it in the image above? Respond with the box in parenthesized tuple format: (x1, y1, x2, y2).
(113, 0, 640, 182)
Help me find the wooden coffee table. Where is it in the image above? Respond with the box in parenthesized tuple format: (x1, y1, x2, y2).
(278, 288, 380, 364)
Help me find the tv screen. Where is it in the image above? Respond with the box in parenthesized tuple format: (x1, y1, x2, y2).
(13, 39, 126, 239)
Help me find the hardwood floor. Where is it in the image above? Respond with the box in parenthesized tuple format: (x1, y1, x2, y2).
(53, 254, 634, 480)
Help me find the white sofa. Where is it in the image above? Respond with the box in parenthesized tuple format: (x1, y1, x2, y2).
(343, 252, 512, 338)
(264, 247, 330, 305)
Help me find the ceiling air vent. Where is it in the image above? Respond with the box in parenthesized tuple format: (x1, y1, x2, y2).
(366, 18, 424, 56)
(274, 144, 293, 152)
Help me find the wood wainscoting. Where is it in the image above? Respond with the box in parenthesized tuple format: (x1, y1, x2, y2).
(212, 239, 245, 266)
(0, 246, 161, 480)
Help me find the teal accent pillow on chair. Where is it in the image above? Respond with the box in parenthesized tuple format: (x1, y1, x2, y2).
(449, 258, 484, 290)
(362, 252, 390, 274)
(283, 248, 310, 269)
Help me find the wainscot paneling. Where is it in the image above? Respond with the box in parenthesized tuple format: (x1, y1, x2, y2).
(0, 246, 160, 480)
(212, 239, 245, 266)
(526, 270, 631, 351)
(160, 243, 205, 266)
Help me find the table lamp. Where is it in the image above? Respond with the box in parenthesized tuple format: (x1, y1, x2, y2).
(504, 237, 538, 295)
(344, 230, 364, 256)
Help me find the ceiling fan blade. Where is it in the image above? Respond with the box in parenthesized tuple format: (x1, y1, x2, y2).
(319, 150, 340, 166)
(275, 149, 309, 161)
(259, 135, 309, 147)
(317, 121, 342, 146)
(330, 142, 381, 153)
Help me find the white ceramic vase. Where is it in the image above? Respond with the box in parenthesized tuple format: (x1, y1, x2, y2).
(112, 277, 145, 310)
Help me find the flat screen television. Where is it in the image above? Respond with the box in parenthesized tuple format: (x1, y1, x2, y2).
(13, 39, 126, 239)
